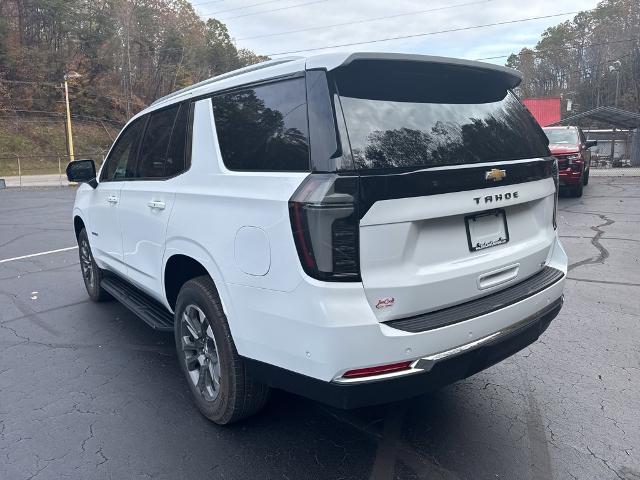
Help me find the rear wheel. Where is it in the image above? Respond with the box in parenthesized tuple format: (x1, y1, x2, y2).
(174, 276, 270, 424)
(78, 228, 111, 302)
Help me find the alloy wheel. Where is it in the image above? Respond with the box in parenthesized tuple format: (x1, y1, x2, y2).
(180, 304, 222, 402)
(79, 238, 94, 289)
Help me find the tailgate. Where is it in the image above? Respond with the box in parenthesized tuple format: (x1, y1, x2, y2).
(359, 176, 556, 321)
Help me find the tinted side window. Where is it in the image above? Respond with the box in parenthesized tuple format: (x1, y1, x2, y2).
(306, 70, 354, 172)
(101, 117, 146, 181)
(211, 78, 310, 171)
(164, 103, 190, 177)
(136, 105, 180, 179)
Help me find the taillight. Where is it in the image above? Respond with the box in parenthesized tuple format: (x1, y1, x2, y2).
(551, 158, 559, 229)
(289, 174, 361, 282)
(342, 361, 413, 379)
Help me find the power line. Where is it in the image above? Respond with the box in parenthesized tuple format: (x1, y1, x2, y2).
(200, 0, 283, 15)
(1, 109, 123, 124)
(214, 0, 329, 20)
(0, 78, 142, 103)
(0, 118, 116, 127)
(0, 153, 108, 160)
(64, 88, 138, 103)
(0, 79, 60, 87)
(237, 0, 492, 41)
(264, 11, 581, 56)
(4, 38, 632, 91)
(5, 38, 631, 94)
(520, 51, 635, 82)
(0, 44, 190, 76)
(0, 98, 65, 103)
(473, 38, 637, 61)
(190, 0, 224, 6)
(52, 45, 192, 68)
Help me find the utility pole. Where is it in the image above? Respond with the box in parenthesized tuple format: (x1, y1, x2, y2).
(608, 61, 622, 165)
(609, 60, 621, 108)
(615, 70, 620, 108)
(63, 71, 81, 162)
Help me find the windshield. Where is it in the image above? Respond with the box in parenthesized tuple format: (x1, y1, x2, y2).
(543, 128, 579, 145)
(335, 61, 549, 172)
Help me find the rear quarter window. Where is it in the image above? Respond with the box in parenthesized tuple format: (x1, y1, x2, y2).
(211, 78, 310, 172)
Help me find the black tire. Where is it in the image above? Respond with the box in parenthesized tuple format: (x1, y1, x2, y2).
(174, 276, 270, 425)
(583, 169, 590, 185)
(573, 181, 584, 197)
(78, 228, 112, 302)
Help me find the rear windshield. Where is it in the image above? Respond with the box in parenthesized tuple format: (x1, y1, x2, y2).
(335, 61, 549, 172)
(543, 128, 579, 145)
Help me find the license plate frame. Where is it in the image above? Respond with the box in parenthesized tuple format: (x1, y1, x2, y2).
(465, 209, 510, 252)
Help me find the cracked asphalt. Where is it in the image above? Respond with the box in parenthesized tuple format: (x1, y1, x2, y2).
(0, 178, 638, 480)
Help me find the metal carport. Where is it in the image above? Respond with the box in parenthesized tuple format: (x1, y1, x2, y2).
(551, 106, 640, 167)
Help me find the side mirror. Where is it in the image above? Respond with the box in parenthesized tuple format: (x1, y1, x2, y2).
(585, 140, 598, 149)
(66, 159, 97, 188)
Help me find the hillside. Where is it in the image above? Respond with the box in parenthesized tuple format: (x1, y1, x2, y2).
(0, 119, 118, 176)
(0, 0, 265, 174)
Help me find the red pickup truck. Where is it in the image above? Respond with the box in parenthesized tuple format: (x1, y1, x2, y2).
(543, 126, 598, 197)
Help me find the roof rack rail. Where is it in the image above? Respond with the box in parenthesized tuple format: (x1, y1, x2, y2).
(151, 56, 303, 106)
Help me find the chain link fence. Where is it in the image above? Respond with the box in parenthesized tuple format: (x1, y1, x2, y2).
(590, 154, 640, 176)
(0, 150, 637, 189)
(0, 153, 105, 188)
(588, 129, 640, 177)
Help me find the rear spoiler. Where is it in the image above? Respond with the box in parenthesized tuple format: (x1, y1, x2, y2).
(308, 52, 522, 90)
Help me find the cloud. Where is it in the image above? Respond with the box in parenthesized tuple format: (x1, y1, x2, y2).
(196, 0, 600, 64)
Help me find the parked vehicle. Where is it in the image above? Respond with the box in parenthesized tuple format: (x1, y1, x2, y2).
(543, 126, 597, 197)
(67, 53, 567, 424)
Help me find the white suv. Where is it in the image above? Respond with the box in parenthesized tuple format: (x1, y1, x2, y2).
(67, 52, 567, 424)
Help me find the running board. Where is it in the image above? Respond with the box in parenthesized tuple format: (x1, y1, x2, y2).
(101, 276, 174, 331)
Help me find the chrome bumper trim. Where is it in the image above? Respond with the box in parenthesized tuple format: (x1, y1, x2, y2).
(333, 295, 563, 385)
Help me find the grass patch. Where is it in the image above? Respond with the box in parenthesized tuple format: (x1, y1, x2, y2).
(0, 119, 117, 176)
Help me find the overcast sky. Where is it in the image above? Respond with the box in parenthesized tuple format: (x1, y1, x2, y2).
(193, 0, 600, 65)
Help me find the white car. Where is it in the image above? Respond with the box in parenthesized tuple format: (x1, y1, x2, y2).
(67, 52, 567, 424)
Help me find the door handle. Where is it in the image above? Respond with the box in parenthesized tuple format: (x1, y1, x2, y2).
(147, 200, 166, 210)
(107, 195, 118, 204)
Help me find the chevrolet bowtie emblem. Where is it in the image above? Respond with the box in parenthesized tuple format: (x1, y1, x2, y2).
(485, 169, 507, 181)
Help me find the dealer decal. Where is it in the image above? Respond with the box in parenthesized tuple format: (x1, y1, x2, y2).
(375, 297, 395, 309)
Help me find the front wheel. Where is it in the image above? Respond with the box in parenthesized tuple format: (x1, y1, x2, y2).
(583, 169, 590, 185)
(174, 276, 270, 424)
(572, 181, 584, 197)
(78, 228, 112, 302)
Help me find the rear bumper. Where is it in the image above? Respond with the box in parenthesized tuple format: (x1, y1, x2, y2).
(244, 297, 562, 409)
(229, 236, 567, 382)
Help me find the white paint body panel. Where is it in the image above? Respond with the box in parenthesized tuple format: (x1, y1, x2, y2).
(71, 53, 567, 384)
(235, 227, 271, 276)
(225, 238, 566, 381)
(359, 178, 557, 321)
(119, 181, 176, 299)
(84, 180, 128, 277)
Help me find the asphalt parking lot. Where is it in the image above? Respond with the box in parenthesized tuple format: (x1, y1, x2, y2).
(0, 177, 638, 480)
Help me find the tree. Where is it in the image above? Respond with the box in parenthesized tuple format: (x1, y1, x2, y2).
(0, 0, 265, 122)
(507, 0, 639, 116)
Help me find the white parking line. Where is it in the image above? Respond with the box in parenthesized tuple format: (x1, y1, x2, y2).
(0, 246, 78, 264)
